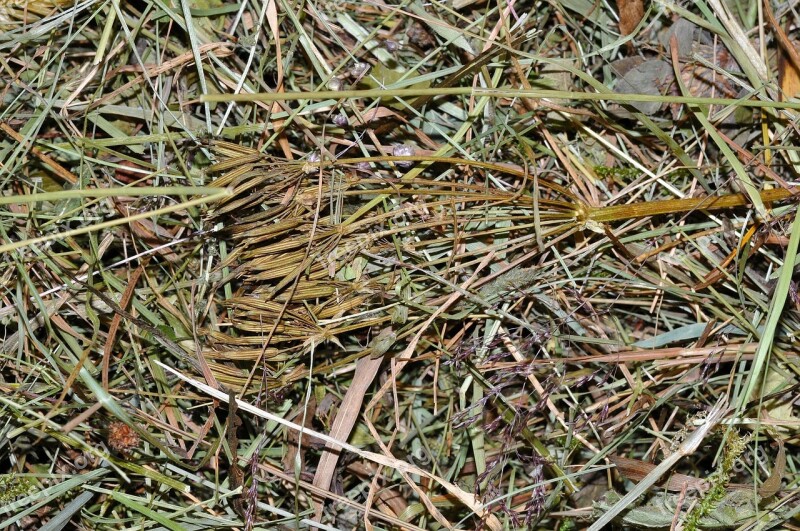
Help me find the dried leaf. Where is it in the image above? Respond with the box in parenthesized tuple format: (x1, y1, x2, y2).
(612, 59, 673, 115)
(617, 0, 644, 36)
(609, 454, 710, 493)
(779, 39, 800, 99)
(757, 439, 785, 499)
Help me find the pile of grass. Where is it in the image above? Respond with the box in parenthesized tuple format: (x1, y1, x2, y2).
(1, 0, 799, 529)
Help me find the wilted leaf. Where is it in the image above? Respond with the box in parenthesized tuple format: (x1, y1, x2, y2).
(779, 39, 800, 99)
(617, 0, 644, 36)
(612, 58, 673, 115)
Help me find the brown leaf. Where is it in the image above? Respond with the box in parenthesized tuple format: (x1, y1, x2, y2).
(359, 106, 405, 125)
(765, 0, 800, 100)
(609, 454, 710, 492)
(374, 487, 408, 518)
(779, 40, 800, 99)
(757, 439, 785, 499)
(617, 0, 645, 36)
(668, 42, 741, 119)
(678, 44, 739, 100)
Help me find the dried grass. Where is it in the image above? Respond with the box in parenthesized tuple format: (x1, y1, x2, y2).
(1, 0, 799, 529)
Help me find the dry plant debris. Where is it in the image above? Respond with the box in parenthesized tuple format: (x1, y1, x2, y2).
(1, 0, 800, 529)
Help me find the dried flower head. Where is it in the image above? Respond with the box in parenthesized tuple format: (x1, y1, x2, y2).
(349, 62, 370, 79)
(392, 145, 416, 167)
(107, 422, 139, 454)
(327, 77, 343, 91)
